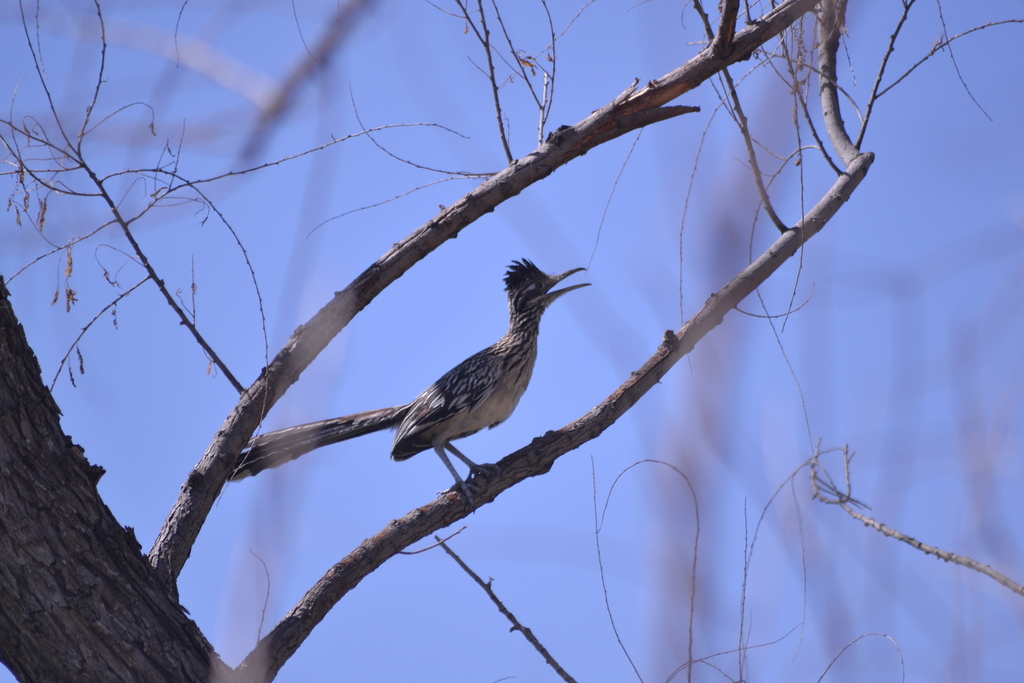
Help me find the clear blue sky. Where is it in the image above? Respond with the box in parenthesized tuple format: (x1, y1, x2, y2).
(3, 1, 1023, 681)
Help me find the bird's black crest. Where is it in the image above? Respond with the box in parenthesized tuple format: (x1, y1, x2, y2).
(504, 259, 545, 292)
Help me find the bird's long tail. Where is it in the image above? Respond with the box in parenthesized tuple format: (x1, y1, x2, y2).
(231, 405, 410, 480)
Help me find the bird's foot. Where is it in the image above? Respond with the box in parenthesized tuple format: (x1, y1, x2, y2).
(456, 479, 477, 507)
(448, 465, 498, 507)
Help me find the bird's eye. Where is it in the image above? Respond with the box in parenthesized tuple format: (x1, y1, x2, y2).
(525, 282, 538, 292)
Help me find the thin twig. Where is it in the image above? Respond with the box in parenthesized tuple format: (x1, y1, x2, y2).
(49, 277, 148, 389)
(398, 527, 465, 554)
(586, 129, 643, 271)
(738, 456, 818, 676)
(594, 459, 700, 683)
(664, 626, 802, 682)
(771, 24, 809, 332)
(811, 449, 1024, 598)
(78, 0, 107, 143)
(874, 19, 1024, 101)
(347, 92, 490, 177)
(592, 462, 642, 682)
(7, 221, 115, 282)
(721, 67, 788, 232)
(437, 539, 577, 683)
(934, 0, 991, 121)
(486, 0, 557, 144)
(457, 0, 514, 163)
(84, 164, 244, 393)
(777, 28, 841, 174)
(817, 634, 906, 683)
(677, 99, 725, 327)
(17, 0, 73, 150)
(10, 1, 247, 394)
(540, 0, 556, 143)
(307, 176, 464, 237)
(856, 0, 917, 148)
(694, 0, 788, 230)
(184, 123, 481, 186)
(248, 550, 272, 641)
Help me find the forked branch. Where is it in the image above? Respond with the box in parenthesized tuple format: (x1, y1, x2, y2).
(149, 0, 823, 602)
(232, 148, 872, 681)
(812, 447, 1024, 598)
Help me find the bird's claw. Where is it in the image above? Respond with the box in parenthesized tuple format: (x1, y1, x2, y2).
(449, 464, 499, 507)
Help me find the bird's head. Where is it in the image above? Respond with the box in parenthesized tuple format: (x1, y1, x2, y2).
(504, 259, 590, 317)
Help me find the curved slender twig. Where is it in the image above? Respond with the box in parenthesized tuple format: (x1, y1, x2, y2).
(49, 277, 149, 389)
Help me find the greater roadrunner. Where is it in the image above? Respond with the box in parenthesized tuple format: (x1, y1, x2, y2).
(232, 259, 589, 500)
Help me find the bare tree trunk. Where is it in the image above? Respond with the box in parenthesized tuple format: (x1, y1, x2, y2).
(0, 276, 224, 683)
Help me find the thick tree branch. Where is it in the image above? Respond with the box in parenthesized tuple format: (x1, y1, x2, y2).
(711, 0, 740, 56)
(148, 0, 823, 595)
(0, 276, 229, 683)
(818, 0, 861, 166)
(234, 149, 873, 682)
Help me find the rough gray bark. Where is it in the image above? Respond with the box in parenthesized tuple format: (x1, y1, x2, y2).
(0, 276, 227, 683)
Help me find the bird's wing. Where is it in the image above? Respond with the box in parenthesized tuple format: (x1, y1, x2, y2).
(393, 348, 502, 448)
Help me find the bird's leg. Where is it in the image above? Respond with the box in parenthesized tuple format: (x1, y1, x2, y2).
(432, 443, 477, 505)
(444, 442, 500, 477)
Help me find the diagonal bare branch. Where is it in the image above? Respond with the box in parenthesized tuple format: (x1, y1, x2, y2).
(83, 163, 246, 394)
(232, 149, 874, 681)
(812, 448, 1024, 598)
(439, 539, 577, 683)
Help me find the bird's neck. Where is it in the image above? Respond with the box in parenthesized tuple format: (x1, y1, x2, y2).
(501, 309, 543, 348)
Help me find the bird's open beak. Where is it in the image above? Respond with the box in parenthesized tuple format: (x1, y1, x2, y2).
(543, 267, 590, 303)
